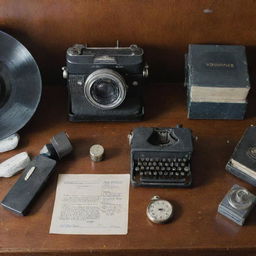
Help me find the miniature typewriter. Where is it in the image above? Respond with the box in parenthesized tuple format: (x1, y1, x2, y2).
(129, 126, 193, 187)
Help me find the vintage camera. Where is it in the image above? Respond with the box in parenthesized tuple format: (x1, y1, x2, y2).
(62, 43, 148, 121)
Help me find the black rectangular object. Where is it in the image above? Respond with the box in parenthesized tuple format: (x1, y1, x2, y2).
(226, 126, 256, 186)
(188, 102, 247, 120)
(1, 155, 56, 215)
(130, 127, 193, 187)
(186, 44, 250, 120)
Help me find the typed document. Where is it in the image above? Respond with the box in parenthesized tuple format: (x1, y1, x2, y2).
(50, 174, 130, 235)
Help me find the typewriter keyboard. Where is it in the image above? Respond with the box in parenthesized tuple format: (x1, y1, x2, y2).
(132, 155, 192, 187)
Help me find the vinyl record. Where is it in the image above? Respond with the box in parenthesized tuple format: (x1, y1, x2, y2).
(0, 31, 42, 140)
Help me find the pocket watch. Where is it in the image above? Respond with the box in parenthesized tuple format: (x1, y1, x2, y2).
(146, 196, 174, 224)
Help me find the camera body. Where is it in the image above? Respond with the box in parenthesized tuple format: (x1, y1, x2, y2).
(63, 44, 148, 121)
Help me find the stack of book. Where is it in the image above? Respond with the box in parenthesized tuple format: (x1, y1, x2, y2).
(186, 44, 250, 119)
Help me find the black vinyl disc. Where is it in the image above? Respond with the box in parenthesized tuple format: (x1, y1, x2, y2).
(0, 31, 42, 140)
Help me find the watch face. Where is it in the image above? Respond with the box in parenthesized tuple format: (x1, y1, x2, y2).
(147, 199, 173, 224)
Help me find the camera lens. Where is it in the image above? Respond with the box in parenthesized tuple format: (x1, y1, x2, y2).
(91, 78, 119, 105)
(84, 69, 127, 110)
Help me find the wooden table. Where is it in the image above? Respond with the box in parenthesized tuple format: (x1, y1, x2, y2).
(1, 84, 256, 256)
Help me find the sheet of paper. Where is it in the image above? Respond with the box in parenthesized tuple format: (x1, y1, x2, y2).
(49, 174, 130, 235)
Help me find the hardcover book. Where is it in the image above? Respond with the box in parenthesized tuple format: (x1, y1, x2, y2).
(226, 126, 256, 186)
(186, 44, 250, 119)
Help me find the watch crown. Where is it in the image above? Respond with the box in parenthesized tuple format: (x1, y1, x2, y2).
(151, 195, 160, 201)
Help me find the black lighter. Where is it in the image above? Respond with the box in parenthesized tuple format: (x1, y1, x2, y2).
(1, 132, 73, 216)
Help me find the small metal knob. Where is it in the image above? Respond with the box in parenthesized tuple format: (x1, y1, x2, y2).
(90, 144, 104, 162)
(143, 64, 149, 78)
(62, 67, 68, 79)
(228, 188, 252, 210)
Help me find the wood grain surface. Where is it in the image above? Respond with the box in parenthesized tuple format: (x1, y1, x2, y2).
(0, 83, 256, 255)
(1, 0, 256, 84)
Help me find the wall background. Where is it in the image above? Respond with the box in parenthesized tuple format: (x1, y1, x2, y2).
(1, 0, 256, 85)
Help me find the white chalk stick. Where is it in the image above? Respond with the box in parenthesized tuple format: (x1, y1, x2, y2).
(0, 133, 20, 153)
(0, 152, 30, 178)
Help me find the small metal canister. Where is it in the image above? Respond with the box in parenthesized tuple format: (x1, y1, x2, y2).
(90, 144, 104, 162)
